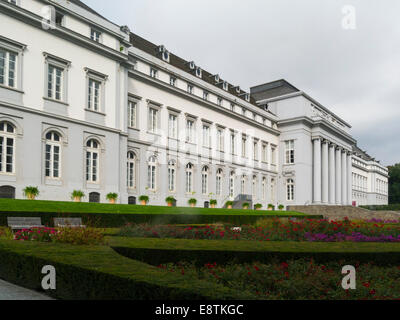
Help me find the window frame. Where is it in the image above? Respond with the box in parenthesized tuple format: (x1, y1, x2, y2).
(0, 121, 16, 175)
(85, 139, 100, 184)
(285, 140, 295, 164)
(84, 68, 107, 113)
(43, 53, 70, 104)
(45, 131, 62, 179)
(127, 151, 137, 189)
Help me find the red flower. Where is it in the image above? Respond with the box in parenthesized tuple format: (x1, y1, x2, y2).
(370, 289, 376, 295)
(363, 282, 370, 288)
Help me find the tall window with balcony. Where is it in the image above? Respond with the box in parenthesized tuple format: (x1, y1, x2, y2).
(168, 160, 176, 192)
(229, 171, 235, 198)
(230, 132, 235, 155)
(45, 131, 61, 179)
(185, 163, 194, 193)
(287, 179, 294, 201)
(217, 128, 224, 152)
(86, 139, 100, 183)
(47, 65, 63, 101)
(253, 141, 258, 161)
(241, 135, 247, 157)
(262, 143, 268, 162)
(285, 140, 295, 164)
(87, 78, 101, 111)
(148, 107, 159, 133)
(0, 122, 15, 174)
(186, 119, 195, 143)
(202, 166, 209, 195)
(202, 125, 210, 148)
(147, 156, 157, 191)
(127, 152, 136, 189)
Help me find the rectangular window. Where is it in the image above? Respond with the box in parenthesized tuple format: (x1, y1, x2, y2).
(285, 140, 295, 164)
(88, 78, 101, 111)
(217, 128, 224, 151)
(241, 136, 247, 157)
(128, 101, 137, 128)
(230, 132, 235, 155)
(271, 146, 277, 165)
(262, 144, 268, 162)
(186, 119, 195, 143)
(47, 65, 63, 101)
(168, 114, 177, 139)
(170, 76, 176, 86)
(90, 29, 101, 42)
(217, 97, 222, 106)
(187, 84, 194, 94)
(203, 91, 209, 101)
(253, 141, 258, 160)
(55, 12, 64, 26)
(202, 125, 210, 147)
(150, 68, 158, 78)
(148, 108, 158, 133)
(0, 49, 17, 88)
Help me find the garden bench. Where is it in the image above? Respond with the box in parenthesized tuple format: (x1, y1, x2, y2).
(53, 217, 86, 228)
(7, 217, 44, 231)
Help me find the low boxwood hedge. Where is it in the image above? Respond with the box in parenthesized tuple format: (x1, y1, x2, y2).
(110, 237, 400, 266)
(361, 204, 400, 211)
(0, 211, 321, 228)
(0, 241, 252, 300)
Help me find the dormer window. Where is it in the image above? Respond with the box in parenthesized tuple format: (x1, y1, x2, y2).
(222, 81, 228, 91)
(90, 29, 101, 42)
(245, 93, 250, 102)
(195, 67, 202, 78)
(158, 45, 170, 62)
(214, 74, 220, 83)
(235, 86, 241, 94)
(189, 61, 195, 70)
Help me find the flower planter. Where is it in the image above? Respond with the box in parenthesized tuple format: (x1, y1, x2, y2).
(141, 200, 147, 206)
(190, 203, 195, 208)
(243, 206, 249, 210)
(27, 194, 36, 200)
(210, 204, 216, 208)
(109, 199, 116, 204)
(227, 205, 233, 209)
(256, 207, 261, 211)
(167, 202, 173, 207)
(73, 197, 82, 203)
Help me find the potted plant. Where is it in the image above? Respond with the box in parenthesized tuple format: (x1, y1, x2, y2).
(278, 204, 285, 211)
(225, 201, 234, 209)
(268, 204, 275, 211)
(106, 192, 118, 204)
(254, 203, 262, 210)
(188, 198, 197, 208)
(23, 186, 39, 200)
(165, 196, 176, 207)
(139, 195, 149, 206)
(209, 199, 217, 208)
(242, 202, 250, 210)
(71, 190, 85, 202)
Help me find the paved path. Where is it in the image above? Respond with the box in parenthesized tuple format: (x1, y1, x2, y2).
(0, 279, 53, 300)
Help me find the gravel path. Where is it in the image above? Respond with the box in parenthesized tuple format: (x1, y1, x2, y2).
(0, 279, 53, 300)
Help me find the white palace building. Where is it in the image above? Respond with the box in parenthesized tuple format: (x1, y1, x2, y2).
(0, 0, 389, 208)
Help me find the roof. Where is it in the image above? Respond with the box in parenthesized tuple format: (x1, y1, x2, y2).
(129, 33, 259, 106)
(353, 145, 374, 161)
(69, 0, 109, 21)
(250, 79, 300, 101)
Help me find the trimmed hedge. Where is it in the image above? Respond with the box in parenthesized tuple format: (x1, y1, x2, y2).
(0, 211, 321, 228)
(0, 241, 252, 300)
(110, 237, 400, 266)
(361, 204, 400, 211)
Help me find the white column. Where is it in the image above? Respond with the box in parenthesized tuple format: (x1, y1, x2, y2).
(347, 153, 353, 205)
(321, 140, 329, 204)
(335, 147, 342, 204)
(341, 150, 347, 205)
(328, 144, 336, 204)
(313, 138, 322, 204)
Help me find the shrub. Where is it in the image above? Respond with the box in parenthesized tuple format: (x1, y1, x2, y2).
(242, 202, 250, 209)
(71, 190, 85, 201)
(106, 193, 118, 201)
(225, 201, 234, 207)
(278, 205, 285, 210)
(139, 195, 149, 204)
(165, 196, 176, 204)
(0, 227, 13, 240)
(54, 227, 105, 245)
(23, 186, 39, 200)
(188, 198, 197, 205)
(255, 203, 262, 210)
(14, 227, 56, 242)
(210, 199, 217, 206)
(268, 204, 275, 210)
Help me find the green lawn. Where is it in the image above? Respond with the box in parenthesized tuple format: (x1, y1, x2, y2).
(0, 198, 305, 216)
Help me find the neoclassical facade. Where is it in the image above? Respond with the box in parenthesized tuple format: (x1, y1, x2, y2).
(0, 0, 389, 207)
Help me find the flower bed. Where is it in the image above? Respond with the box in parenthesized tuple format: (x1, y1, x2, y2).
(118, 218, 400, 242)
(157, 259, 400, 300)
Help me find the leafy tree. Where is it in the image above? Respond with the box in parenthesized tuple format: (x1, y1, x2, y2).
(388, 163, 400, 204)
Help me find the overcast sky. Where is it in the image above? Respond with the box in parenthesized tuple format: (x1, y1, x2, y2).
(83, 0, 400, 166)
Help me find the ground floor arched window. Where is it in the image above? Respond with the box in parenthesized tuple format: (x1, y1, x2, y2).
(89, 192, 100, 203)
(0, 185, 15, 199)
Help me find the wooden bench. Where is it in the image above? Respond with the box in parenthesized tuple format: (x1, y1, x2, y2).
(53, 218, 86, 228)
(7, 217, 44, 231)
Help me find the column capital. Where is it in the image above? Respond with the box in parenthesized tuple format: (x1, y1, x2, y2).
(312, 136, 322, 142)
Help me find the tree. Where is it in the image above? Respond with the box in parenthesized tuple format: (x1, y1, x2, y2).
(388, 163, 400, 204)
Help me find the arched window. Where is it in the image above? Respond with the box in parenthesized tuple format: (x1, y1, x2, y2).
(252, 175, 257, 198)
(287, 179, 294, 201)
(0, 185, 15, 199)
(216, 168, 223, 196)
(271, 178, 275, 202)
(127, 151, 137, 189)
(147, 156, 157, 190)
(229, 171, 235, 198)
(86, 139, 100, 182)
(185, 163, 194, 193)
(0, 121, 16, 174)
(168, 160, 176, 192)
(201, 166, 209, 195)
(241, 175, 246, 194)
(45, 131, 61, 179)
(89, 192, 100, 203)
